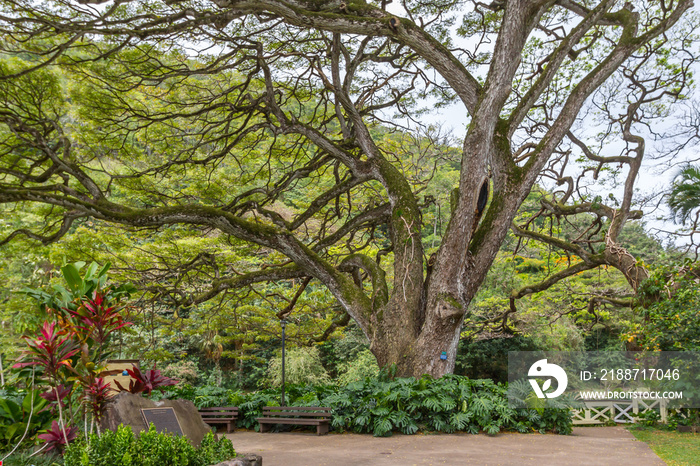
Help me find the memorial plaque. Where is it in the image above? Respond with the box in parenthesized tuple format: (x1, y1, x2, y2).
(141, 407, 184, 436)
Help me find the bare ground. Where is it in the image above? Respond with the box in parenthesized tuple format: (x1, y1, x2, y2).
(225, 426, 665, 466)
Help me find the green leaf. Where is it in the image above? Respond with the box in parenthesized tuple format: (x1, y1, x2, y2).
(22, 389, 48, 413)
(85, 261, 99, 280)
(61, 263, 84, 293)
(0, 398, 21, 423)
(3, 422, 23, 440)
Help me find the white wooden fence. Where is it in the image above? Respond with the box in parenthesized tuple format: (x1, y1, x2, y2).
(572, 399, 668, 425)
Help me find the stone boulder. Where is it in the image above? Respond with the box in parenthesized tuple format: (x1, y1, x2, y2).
(101, 392, 212, 447)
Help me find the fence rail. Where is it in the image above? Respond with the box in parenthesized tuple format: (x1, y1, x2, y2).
(572, 399, 667, 425)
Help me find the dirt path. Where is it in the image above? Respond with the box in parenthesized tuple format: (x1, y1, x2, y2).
(225, 426, 665, 466)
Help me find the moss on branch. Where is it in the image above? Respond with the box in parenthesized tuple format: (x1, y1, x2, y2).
(339, 253, 389, 310)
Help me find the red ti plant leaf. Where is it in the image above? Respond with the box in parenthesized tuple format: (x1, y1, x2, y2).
(114, 364, 178, 395)
(84, 377, 115, 422)
(37, 420, 79, 453)
(67, 292, 131, 346)
(12, 321, 78, 382)
(40, 384, 72, 410)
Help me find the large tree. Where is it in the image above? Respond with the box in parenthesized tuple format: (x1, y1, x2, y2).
(0, 0, 696, 376)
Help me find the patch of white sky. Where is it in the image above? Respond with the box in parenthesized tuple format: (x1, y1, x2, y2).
(384, 1, 700, 244)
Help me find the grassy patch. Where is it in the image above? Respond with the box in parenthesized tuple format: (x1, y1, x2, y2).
(628, 426, 700, 466)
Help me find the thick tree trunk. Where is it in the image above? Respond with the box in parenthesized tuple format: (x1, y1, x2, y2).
(370, 288, 464, 377)
(366, 125, 527, 378)
(371, 323, 463, 378)
(368, 297, 464, 378)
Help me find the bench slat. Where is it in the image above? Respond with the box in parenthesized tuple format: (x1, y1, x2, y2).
(260, 412, 331, 418)
(257, 418, 327, 425)
(257, 406, 332, 435)
(262, 410, 330, 415)
(199, 407, 239, 412)
(262, 406, 331, 412)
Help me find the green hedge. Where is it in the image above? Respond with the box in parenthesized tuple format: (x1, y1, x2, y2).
(162, 374, 573, 436)
(62, 425, 235, 466)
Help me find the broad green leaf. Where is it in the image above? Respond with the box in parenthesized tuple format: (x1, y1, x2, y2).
(61, 263, 83, 293)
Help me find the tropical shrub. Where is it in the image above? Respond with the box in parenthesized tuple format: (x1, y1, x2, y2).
(62, 424, 235, 466)
(157, 384, 230, 409)
(37, 421, 79, 453)
(321, 375, 572, 436)
(667, 408, 700, 429)
(9, 261, 138, 454)
(0, 388, 53, 453)
(22, 262, 136, 319)
(265, 346, 330, 387)
(629, 264, 700, 352)
(162, 361, 199, 386)
(1, 450, 63, 466)
(164, 375, 573, 436)
(336, 349, 379, 386)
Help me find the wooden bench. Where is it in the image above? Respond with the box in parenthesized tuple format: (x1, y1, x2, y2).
(256, 406, 332, 435)
(199, 406, 239, 433)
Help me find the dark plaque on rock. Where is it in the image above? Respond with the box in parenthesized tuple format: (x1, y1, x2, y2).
(141, 407, 184, 436)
